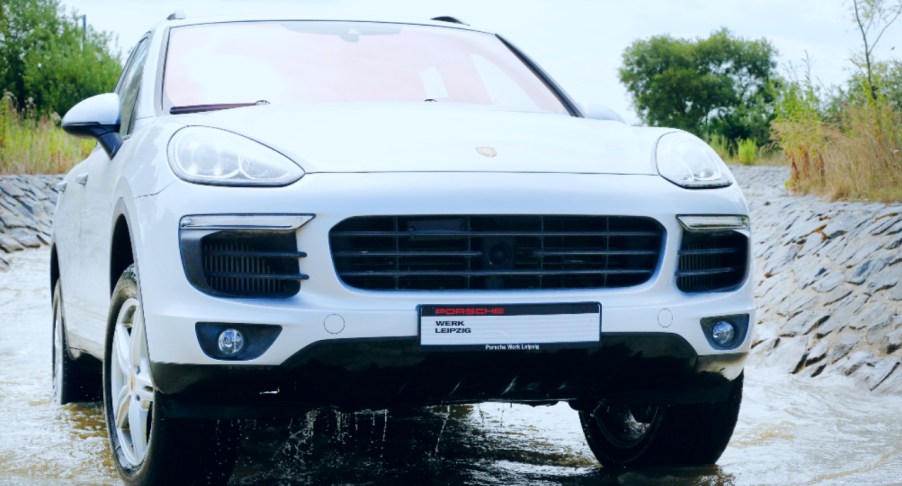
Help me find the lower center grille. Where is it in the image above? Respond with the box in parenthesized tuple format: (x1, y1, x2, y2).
(330, 215, 664, 291)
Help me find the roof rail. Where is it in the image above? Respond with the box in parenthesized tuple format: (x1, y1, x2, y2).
(431, 16, 469, 26)
(167, 10, 186, 21)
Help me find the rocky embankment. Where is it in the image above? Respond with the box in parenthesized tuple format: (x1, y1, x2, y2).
(733, 166, 902, 393)
(0, 175, 60, 271)
(1, 170, 900, 392)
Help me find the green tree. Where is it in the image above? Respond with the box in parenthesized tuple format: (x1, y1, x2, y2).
(619, 28, 779, 146)
(0, 0, 120, 116)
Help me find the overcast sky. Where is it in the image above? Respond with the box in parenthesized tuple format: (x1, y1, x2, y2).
(62, 0, 901, 123)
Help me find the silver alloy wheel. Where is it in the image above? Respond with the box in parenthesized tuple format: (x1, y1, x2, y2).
(52, 295, 64, 401)
(109, 296, 155, 467)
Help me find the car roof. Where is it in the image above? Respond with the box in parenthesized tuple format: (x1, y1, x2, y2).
(152, 13, 491, 36)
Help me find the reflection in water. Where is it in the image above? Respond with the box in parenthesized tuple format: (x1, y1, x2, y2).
(0, 249, 900, 485)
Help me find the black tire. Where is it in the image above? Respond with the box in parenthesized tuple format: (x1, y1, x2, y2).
(579, 373, 744, 468)
(52, 279, 101, 404)
(103, 264, 239, 485)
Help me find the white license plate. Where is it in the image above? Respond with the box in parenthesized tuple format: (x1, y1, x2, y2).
(418, 302, 601, 351)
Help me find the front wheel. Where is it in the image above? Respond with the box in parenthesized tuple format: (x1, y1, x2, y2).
(579, 373, 744, 468)
(103, 264, 239, 485)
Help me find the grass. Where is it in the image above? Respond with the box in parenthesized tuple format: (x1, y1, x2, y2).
(773, 99, 902, 202)
(736, 138, 758, 164)
(707, 134, 788, 167)
(0, 93, 93, 175)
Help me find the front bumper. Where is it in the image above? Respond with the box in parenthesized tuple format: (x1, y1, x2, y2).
(133, 172, 754, 412)
(153, 333, 745, 417)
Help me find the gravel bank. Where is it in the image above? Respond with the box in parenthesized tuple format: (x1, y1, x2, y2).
(732, 166, 902, 393)
(0, 175, 61, 270)
(2, 170, 900, 392)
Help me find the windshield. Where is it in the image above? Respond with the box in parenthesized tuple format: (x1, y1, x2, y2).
(163, 21, 569, 115)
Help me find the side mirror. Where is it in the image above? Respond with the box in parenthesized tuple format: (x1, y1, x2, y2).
(62, 93, 122, 158)
(579, 102, 626, 124)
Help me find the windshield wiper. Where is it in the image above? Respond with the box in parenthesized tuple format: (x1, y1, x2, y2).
(170, 100, 270, 115)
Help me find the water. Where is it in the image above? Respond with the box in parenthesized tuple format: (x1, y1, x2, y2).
(1, 249, 900, 485)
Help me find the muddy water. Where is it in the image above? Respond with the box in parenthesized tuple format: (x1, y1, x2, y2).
(1, 249, 900, 485)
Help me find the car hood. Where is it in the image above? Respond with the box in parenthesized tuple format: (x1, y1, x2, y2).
(176, 103, 667, 175)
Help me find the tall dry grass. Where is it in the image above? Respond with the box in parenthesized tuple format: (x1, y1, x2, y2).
(0, 93, 93, 175)
(773, 99, 902, 202)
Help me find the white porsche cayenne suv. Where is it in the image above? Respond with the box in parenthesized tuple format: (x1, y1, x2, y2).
(52, 13, 754, 485)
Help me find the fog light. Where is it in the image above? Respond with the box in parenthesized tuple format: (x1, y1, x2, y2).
(711, 321, 736, 346)
(217, 329, 245, 356)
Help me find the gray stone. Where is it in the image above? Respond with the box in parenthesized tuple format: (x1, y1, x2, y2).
(819, 293, 868, 336)
(848, 260, 876, 285)
(17, 198, 37, 216)
(24, 185, 49, 201)
(785, 312, 831, 336)
(813, 272, 844, 293)
(885, 218, 902, 236)
(800, 267, 828, 289)
(875, 364, 902, 394)
(841, 240, 884, 268)
(0, 213, 26, 229)
(797, 231, 826, 257)
(765, 336, 809, 374)
(885, 327, 902, 355)
(0, 179, 25, 198)
(0, 197, 18, 215)
(860, 357, 900, 391)
(841, 350, 877, 376)
(869, 213, 900, 235)
(824, 215, 862, 239)
(824, 285, 853, 306)
(778, 293, 817, 319)
(0, 256, 8, 271)
(866, 317, 895, 346)
(888, 235, 902, 250)
(866, 271, 898, 294)
(829, 333, 860, 364)
(0, 234, 24, 252)
(889, 283, 902, 301)
(9, 229, 41, 249)
(851, 303, 894, 331)
(805, 339, 828, 365)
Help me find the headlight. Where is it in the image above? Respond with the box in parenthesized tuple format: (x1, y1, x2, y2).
(655, 131, 732, 189)
(168, 127, 304, 186)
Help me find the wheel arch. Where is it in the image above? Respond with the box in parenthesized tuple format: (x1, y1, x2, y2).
(110, 200, 137, 296)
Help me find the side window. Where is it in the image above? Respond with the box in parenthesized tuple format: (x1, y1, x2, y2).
(117, 38, 151, 137)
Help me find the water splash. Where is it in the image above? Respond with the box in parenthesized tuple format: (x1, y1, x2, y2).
(381, 409, 389, 444)
(434, 406, 452, 455)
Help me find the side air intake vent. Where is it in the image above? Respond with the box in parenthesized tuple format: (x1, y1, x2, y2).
(677, 230, 748, 292)
(181, 229, 307, 298)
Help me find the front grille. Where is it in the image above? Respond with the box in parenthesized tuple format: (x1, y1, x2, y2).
(677, 230, 748, 292)
(181, 230, 307, 298)
(330, 215, 664, 291)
